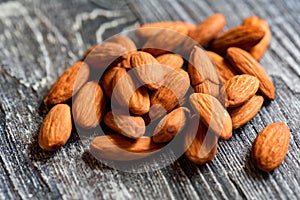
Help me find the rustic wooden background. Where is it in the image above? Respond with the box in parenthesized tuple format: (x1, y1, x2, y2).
(0, 0, 300, 199)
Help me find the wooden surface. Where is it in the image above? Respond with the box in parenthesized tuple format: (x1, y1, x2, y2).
(0, 0, 300, 199)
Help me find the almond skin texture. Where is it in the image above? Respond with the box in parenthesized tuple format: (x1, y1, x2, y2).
(225, 75, 260, 108)
(189, 93, 232, 140)
(181, 13, 226, 54)
(185, 115, 218, 165)
(230, 95, 264, 129)
(85, 42, 127, 69)
(129, 86, 150, 115)
(251, 122, 290, 172)
(90, 135, 164, 161)
(104, 111, 145, 139)
(38, 104, 72, 151)
(226, 47, 275, 100)
(188, 46, 220, 86)
(209, 25, 265, 55)
(135, 21, 195, 40)
(107, 35, 137, 52)
(142, 24, 188, 56)
(242, 16, 271, 60)
(152, 107, 190, 143)
(100, 65, 122, 98)
(193, 81, 221, 100)
(130, 51, 167, 90)
(156, 54, 184, 69)
(44, 62, 90, 105)
(72, 81, 106, 129)
(206, 51, 237, 84)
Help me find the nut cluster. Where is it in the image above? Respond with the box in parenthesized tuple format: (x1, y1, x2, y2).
(38, 14, 290, 172)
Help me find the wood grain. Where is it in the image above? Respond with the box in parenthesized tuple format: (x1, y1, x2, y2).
(0, 0, 300, 199)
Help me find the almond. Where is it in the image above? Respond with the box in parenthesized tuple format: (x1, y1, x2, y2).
(72, 81, 106, 129)
(230, 95, 264, 129)
(85, 42, 127, 69)
(44, 61, 90, 105)
(156, 53, 184, 69)
(129, 86, 150, 115)
(100, 64, 122, 98)
(193, 81, 221, 100)
(142, 24, 188, 56)
(107, 35, 137, 52)
(90, 135, 164, 161)
(251, 122, 290, 172)
(152, 107, 190, 143)
(206, 51, 237, 84)
(135, 21, 195, 40)
(242, 16, 271, 60)
(184, 115, 218, 165)
(130, 51, 167, 90)
(226, 47, 275, 100)
(38, 104, 72, 151)
(209, 25, 265, 55)
(225, 75, 260, 108)
(104, 111, 145, 139)
(181, 13, 226, 54)
(188, 46, 220, 87)
(189, 93, 232, 140)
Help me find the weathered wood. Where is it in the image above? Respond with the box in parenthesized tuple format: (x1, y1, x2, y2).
(0, 0, 300, 199)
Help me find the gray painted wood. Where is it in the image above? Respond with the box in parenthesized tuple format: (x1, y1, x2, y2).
(0, 0, 299, 199)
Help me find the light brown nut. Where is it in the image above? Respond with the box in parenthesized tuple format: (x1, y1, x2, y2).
(152, 107, 190, 143)
(104, 111, 145, 139)
(225, 74, 260, 108)
(44, 62, 90, 105)
(189, 93, 232, 140)
(226, 47, 275, 100)
(230, 95, 264, 129)
(184, 115, 218, 165)
(142, 24, 188, 56)
(107, 35, 137, 52)
(100, 64, 122, 98)
(181, 13, 226, 54)
(242, 16, 271, 60)
(135, 21, 195, 40)
(150, 69, 190, 120)
(188, 46, 220, 87)
(130, 51, 167, 90)
(129, 86, 150, 115)
(209, 25, 265, 55)
(72, 81, 106, 129)
(85, 42, 127, 69)
(206, 51, 237, 84)
(90, 135, 164, 161)
(193, 81, 221, 100)
(38, 104, 72, 151)
(156, 54, 184, 69)
(251, 122, 290, 172)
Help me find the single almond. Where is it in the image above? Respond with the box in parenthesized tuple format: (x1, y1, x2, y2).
(184, 115, 218, 165)
(206, 51, 237, 84)
(156, 54, 184, 69)
(135, 21, 195, 40)
(251, 122, 290, 172)
(226, 47, 275, 100)
(225, 75, 260, 108)
(242, 16, 271, 60)
(104, 111, 145, 139)
(72, 81, 106, 129)
(85, 42, 127, 69)
(100, 64, 122, 98)
(130, 51, 167, 90)
(44, 61, 90, 105)
(107, 35, 137, 52)
(188, 46, 220, 87)
(152, 107, 190, 143)
(181, 13, 226, 54)
(230, 95, 264, 129)
(38, 104, 72, 151)
(129, 86, 150, 115)
(142, 24, 188, 56)
(189, 93, 232, 140)
(209, 25, 265, 55)
(90, 135, 164, 161)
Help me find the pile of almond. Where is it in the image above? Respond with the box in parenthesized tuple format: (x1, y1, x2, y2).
(39, 14, 290, 172)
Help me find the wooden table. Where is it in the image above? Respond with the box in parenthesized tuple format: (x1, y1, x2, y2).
(0, 0, 299, 199)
